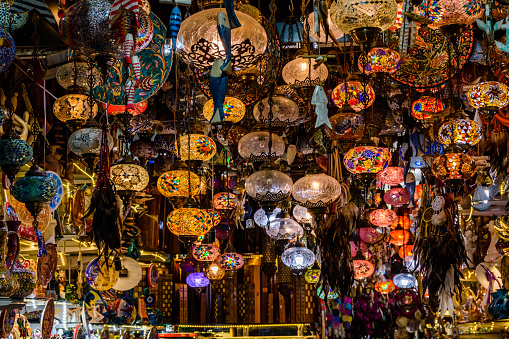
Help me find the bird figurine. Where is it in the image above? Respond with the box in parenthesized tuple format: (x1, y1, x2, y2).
(224, 0, 241, 29)
(217, 11, 232, 74)
(169, 5, 181, 50)
(405, 171, 416, 208)
(209, 58, 227, 123)
(311, 85, 331, 129)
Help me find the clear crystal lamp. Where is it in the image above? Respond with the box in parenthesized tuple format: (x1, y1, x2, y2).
(281, 240, 315, 275)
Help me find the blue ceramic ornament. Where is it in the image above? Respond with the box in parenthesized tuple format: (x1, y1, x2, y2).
(169, 6, 181, 49)
(0, 123, 33, 183)
(472, 184, 491, 211)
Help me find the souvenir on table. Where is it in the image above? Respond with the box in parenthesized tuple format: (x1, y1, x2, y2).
(0, 309, 16, 338)
(11, 260, 36, 299)
(112, 257, 142, 291)
(388, 25, 474, 89)
(93, 13, 172, 106)
(41, 299, 54, 339)
(86, 257, 119, 291)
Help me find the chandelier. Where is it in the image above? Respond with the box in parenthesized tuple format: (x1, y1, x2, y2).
(203, 97, 245, 123)
(281, 241, 315, 275)
(53, 85, 98, 131)
(266, 214, 304, 240)
(176, 8, 268, 70)
(245, 161, 293, 212)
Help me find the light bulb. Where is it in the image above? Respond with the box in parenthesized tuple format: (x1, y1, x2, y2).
(295, 255, 304, 266)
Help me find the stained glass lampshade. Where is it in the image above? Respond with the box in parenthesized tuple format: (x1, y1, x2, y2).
(431, 148, 476, 189)
(468, 79, 509, 117)
(68, 120, 114, 159)
(176, 8, 268, 70)
(326, 109, 365, 142)
(192, 243, 220, 262)
(110, 161, 149, 192)
(157, 168, 201, 204)
(375, 280, 396, 294)
(11, 165, 56, 220)
(0, 28, 15, 73)
(0, 126, 33, 183)
(281, 241, 315, 274)
(238, 128, 285, 162)
(175, 133, 217, 161)
(293, 205, 313, 224)
(203, 97, 245, 123)
(389, 230, 410, 246)
(316, 287, 340, 299)
(392, 215, 411, 229)
(53, 86, 98, 131)
(378, 166, 404, 186)
(105, 100, 148, 116)
(358, 47, 401, 75)
(213, 192, 236, 210)
(437, 118, 482, 147)
(56, 61, 100, 91)
(245, 162, 293, 211)
(305, 263, 321, 283)
(167, 199, 213, 244)
(384, 188, 410, 207)
(253, 95, 301, 127)
(331, 81, 375, 112)
(352, 251, 375, 279)
(416, 0, 484, 29)
(207, 210, 221, 226)
(343, 137, 391, 186)
(368, 208, 397, 227)
(253, 207, 281, 228)
(292, 166, 342, 213)
(411, 96, 445, 120)
(216, 252, 244, 271)
(206, 262, 225, 280)
(186, 272, 210, 288)
(393, 273, 417, 289)
(266, 214, 304, 240)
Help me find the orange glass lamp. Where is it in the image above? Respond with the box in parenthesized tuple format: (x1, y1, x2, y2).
(399, 244, 413, 259)
(203, 97, 245, 123)
(166, 198, 213, 247)
(391, 215, 411, 230)
(213, 192, 236, 210)
(411, 96, 445, 121)
(369, 208, 397, 227)
(175, 132, 217, 162)
(53, 86, 98, 131)
(352, 249, 375, 279)
(375, 279, 396, 294)
(431, 145, 476, 190)
(358, 47, 401, 75)
(331, 81, 375, 112)
(104, 100, 148, 116)
(467, 71, 509, 118)
(157, 160, 201, 208)
(389, 229, 410, 246)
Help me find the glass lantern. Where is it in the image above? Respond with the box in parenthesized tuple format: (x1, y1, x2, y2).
(384, 188, 410, 207)
(331, 81, 375, 112)
(186, 272, 210, 288)
(266, 213, 304, 240)
(0, 125, 33, 183)
(293, 205, 313, 224)
(304, 263, 321, 283)
(68, 121, 114, 157)
(253, 95, 301, 127)
(110, 161, 149, 192)
(389, 229, 410, 246)
(238, 127, 285, 162)
(167, 199, 213, 244)
(213, 192, 236, 210)
(192, 243, 220, 262)
(206, 262, 225, 280)
(352, 250, 375, 279)
(375, 280, 396, 294)
(399, 245, 413, 259)
(207, 209, 222, 226)
(326, 108, 365, 142)
(431, 148, 476, 189)
(368, 208, 397, 227)
(203, 96, 245, 123)
(56, 61, 100, 91)
(175, 133, 217, 161)
(253, 207, 281, 228)
(411, 96, 445, 120)
(468, 78, 509, 118)
(393, 273, 417, 289)
(437, 118, 482, 147)
(282, 56, 328, 99)
(358, 47, 401, 75)
(216, 252, 244, 271)
(378, 166, 404, 186)
(292, 166, 342, 214)
(245, 162, 293, 210)
(53, 86, 98, 131)
(157, 167, 201, 204)
(416, 0, 484, 29)
(281, 241, 315, 274)
(176, 8, 267, 70)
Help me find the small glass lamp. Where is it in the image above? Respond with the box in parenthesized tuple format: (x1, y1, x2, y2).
(378, 166, 404, 186)
(393, 273, 417, 289)
(266, 212, 304, 240)
(343, 134, 392, 187)
(176, 8, 268, 70)
(56, 61, 100, 91)
(0, 120, 33, 183)
(293, 205, 314, 224)
(216, 252, 245, 271)
(206, 262, 225, 280)
(282, 55, 328, 99)
(245, 161, 293, 212)
(416, 0, 485, 29)
(368, 208, 397, 227)
(384, 188, 410, 207)
(389, 229, 410, 246)
(431, 146, 476, 190)
(437, 118, 482, 147)
(186, 272, 210, 288)
(281, 241, 315, 275)
(53, 85, 98, 131)
(68, 119, 114, 169)
(238, 125, 285, 162)
(157, 160, 201, 207)
(110, 157, 149, 204)
(326, 104, 365, 142)
(331, 81, 376, 112)
(203, 96, 245, 123)
(399, 245, 413, 259)
(175, 132, 217, 162)
(192, 243, 220, 262)
(292, 165, 342, 217)
(411, 96, 445, 121)
(213, 192, 236, 210)
(375, 279, 396, 294)
(330, 0, 398, 49)
(468, 72, 509, 119)
(253, 94, 301, 128)
(352, 249, 375, 279)
(253, 207, 281, 228)
(358, 47, 401, 75)
(167, 198, 213, 246)
(392, 215, 411, 229)
(305, 262, 321, 283)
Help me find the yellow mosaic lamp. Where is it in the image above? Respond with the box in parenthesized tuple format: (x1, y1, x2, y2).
(167, 198, 213, 247)
(174, 128, 217, 162)
(203, 96, 245, 123)
(157, 160, 201, 208)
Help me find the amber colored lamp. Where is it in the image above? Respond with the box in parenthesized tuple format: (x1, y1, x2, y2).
(282, 57, 329, 89)
(331, 81, 375, 112)
(431, 149, 476, 184)
(326, 109, 365, 142)
(192, 243, 220, 262)
(206, 262, 225, 280)
(358, 47, 401, 74)
(166, 201, 213, 238)
(399, 244, 413, 259)
(213, 192, 236, 210)
(411, 96, 445, 120)
(175, 133, 217, 161)
(353, 256, 375, 279)
(375, 279, 396, 294)
(203, 96, 245, 123)
(53, 87, 98, 130)
(437, 118, 482, 147)
(157, 170, 201, 198)
(368, 208, 397, 227)
(104, 100, 148, 116)
(389, 229, 410, 246)
(304, 265, 321, 284)
(468, 80, 509, 115)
